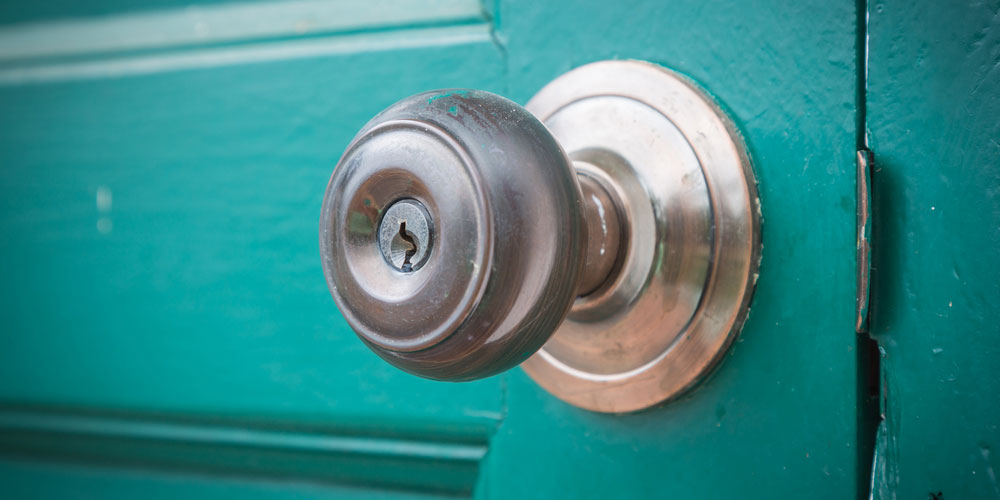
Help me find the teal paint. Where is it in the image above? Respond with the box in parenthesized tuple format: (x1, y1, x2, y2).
(0, 0, 487, 63)
(0, 0, 913, 497)
(0, 3, 508, 497)
(0, 459, 460, 500)
(867, 0, 1000, 498)
(0, 35, 507, 420)
(0, 406, 491, 495)
(426, 89, 469, 104)
(483, 0, 862, 498)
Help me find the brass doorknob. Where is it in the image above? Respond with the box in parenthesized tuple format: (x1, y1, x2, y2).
(320, 61, 762, 412)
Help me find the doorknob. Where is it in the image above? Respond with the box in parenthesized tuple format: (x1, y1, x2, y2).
(320, 60, 761, 413)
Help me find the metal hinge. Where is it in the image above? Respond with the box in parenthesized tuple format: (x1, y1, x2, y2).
(856, 149, 873, 333)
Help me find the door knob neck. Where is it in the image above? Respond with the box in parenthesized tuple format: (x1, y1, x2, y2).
(576, 166, 625, 297)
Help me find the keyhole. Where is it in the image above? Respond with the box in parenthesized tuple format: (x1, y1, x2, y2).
(398, 221, 418, 272)
(377, 199, 431, 272)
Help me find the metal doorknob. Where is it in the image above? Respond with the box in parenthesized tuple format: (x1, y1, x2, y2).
(321, 61, 762, 412)
(319, 88, 608, 380)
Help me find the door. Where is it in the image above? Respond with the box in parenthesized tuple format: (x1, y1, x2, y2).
(0, 1, 995, 499)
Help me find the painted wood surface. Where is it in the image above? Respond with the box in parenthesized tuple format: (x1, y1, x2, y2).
(867, 1, 1000, 498)
(486, 1, 861, 498)
(0, 1, 504, 497)
(0, 0, 866, 498)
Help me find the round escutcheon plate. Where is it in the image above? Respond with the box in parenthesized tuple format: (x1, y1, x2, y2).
(522, 60, 762, 413)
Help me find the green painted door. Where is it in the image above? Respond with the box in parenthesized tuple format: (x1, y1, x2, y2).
(0, 1, 995, 499)
(866, 0, 1000, 498)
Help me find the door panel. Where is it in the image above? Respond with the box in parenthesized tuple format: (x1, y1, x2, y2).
(0, 0, 863, 498)
(0, 31, 505, 420)
(0, 1, 505, 497)
(486, 1, 860, 498)
(0, 459, 457, 500)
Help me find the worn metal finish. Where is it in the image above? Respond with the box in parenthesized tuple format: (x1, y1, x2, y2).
(320, 89, 586, 380)
(521, 60, 761, 413)
(867, 1, 1000, 498)
(856, 150, 872, 333)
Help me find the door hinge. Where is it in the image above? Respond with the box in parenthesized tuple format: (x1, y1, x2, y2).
(856, 149, 873, 333)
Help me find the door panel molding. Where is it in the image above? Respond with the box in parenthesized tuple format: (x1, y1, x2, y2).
(0, 405, 494, 497)
(0, 0, 487, 63)
(0, 24, 494, 84)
